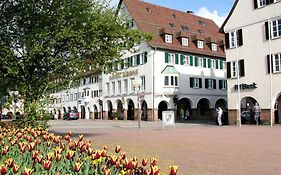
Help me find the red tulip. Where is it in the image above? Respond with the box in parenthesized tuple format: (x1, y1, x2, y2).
(28, 142, 36, 152)
(102, 167, 110, 175)
(120, 152, 126, 159)
(150, 165, 160, 175)
(1, 146, 9, 155)
(66, 150, 75, 160)
(42, 160, 52, 170)
(169, 165, 179, 175)
(55, 154, 61, 162)
(68, 131, 72, 136)
(42, 134, 48, 141)
(92, 151, 101, 160)
(150, 158, 158, 166)
(115, 145, 121, 153)
(46, 152, 54, 161)
(101, 149, 107, 157)
(64, 135, 71, 142)
(78, 135, 84, 141)
(109, 155, 118, 165)
(126, 160, 133, 170)
(22, 167, 33, 175)
(142, 158, 148, 166)
(4, 158, 14, 168)
(0, 165, 7, 175)
(103, 145, 108, 150)
(74, 162, 82, 172)
(13, 164, 19, 174)
(32, 151, 39, 159)
(36, 155, 43, 163)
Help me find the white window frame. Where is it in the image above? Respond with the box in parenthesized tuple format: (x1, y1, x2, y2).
(130, 78, 135, 93)
(123, 79, 128, 94)
(165, 34, 173, 43)
(141, 76, 146, 91)
(182, 37, 189, 46)
(198, 57, 203, 67)
(221, 61, 226, 70)
(210, 59, 216, 69)
(184, 55, 190, 65)
(164, 75, 178, 87)
(117, 80, 121, 95)
(197, 40, 204, 49)
(273, 53, 281, 73)
(211, 43, 218, 51)
(258, 0, 266, 8)
(167, 53, 176, 64)
(220, 80, 227, 90)
(193, 78, 200, 88)
(231, 61, 238, 78)
(207, 79, 214, 89)
(271, 19, 281, 39)
(106, 83, 110, 96)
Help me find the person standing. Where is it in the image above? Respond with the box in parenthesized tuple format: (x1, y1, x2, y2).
(253, 102, 261, 125)
(217, 107, 223, 126)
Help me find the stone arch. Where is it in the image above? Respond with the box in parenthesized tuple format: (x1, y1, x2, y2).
(127, 99, 135, 120)
(177, 97, 192, 121)
(158, 101, 169, 120)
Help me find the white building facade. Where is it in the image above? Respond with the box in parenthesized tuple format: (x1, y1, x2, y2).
(221, 0, 281, 125)
(51, 0, 227, 122)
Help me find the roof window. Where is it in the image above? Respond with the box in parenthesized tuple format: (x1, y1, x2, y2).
(169, 23, 176, 29)
(172, 14, 178, 19)
(146, 7, 152, 13)
(199, 20, 207, 26)
(181, 26, 189, 32)
(198, 29, 204, 34)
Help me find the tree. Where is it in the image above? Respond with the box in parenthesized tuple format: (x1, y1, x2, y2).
(0, 0, 150, 125)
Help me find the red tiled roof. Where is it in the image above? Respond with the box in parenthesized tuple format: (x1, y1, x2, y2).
(123, 0, 225, 59)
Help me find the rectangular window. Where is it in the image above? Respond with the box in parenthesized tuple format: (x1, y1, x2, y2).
(258, 0, 266, 7)
(182, 38, 189, 46)
(111, 82, 115, 95)
(130, 78, 135, 93)
(197, 40, 204, 49)
(117, 80, 121, 95)
(273, 53, 281, 72)
(165, 34, 173, 43)
(232, 61, 238, 78)
(219, 80, 227, 90)
(194, 78, 200, 88)
(124, 79, 128, 94)
(106, 83, 110, 96)
(70, 94, 73, 101)
(211, 43, 218, 51)
(271, 19, 281, 38)
(141, 76, 146, 91)
(164, 76, 178, 87)
(205, 79, 216, 89)
(74, 93, 77, 101)
(228, 29, 243, 48)
(124, 58, 128, 69)
(198, 57, 203, 67)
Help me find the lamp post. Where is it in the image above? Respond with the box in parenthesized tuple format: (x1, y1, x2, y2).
(9, 91, 19, 119)
(133, 79, 142, 129)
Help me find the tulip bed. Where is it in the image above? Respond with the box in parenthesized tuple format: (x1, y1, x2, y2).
(0, 126, 178, 175)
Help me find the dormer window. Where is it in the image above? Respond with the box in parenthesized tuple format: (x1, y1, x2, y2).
(165, 34, 173, 43)
(198, 29, 204, 34)
(182, 38, 189, 46)
(211, 43, 218, 51)
(172, 14, 178, 19)
(169, 23, 176, 29)
(199, 20, 207, 26)
(146, 7, 152, 13)
(181, 26, 189, 32)
(258, 0, 266, 7)
(197, 40, 204, 49)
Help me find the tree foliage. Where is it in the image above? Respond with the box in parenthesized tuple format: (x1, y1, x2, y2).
(0, 0, 151, 104)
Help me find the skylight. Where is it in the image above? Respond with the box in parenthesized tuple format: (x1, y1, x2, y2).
(199, 20, 207, 26)
(169, 23, 176, 29)
(146, 7, 152, 13)
(181, 26, 189, 32)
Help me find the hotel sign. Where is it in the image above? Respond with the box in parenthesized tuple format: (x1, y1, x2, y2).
(234, 83, 257, 90)
(109, 69, 138, 80)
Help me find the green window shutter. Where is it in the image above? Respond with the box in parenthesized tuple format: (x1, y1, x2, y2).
(199, 78, 202, 88)
(129, 57, 133, 67)
(219, 80, 222, 89)
(165, 52, 169, 63)
(194, 56, 198, 67)
(203, 58, 207, 68)
(215, 60, 219, 69)
(208, 59, 211, 68)
(190, 77, 194, 88)
(219, 60, 223, 69)
(205, 79, 208, 89)
(144, 52, 148, 63)
(137, 55, 140, 65)
(213, 80, 217, 89)
(175, 54, 179, 64)
(190, 56, 193, 66)
(180, 54, 184, 65)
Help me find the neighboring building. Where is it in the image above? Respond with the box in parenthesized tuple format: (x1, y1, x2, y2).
(51, 0, 227, 122)
(221, 0, 281, 125)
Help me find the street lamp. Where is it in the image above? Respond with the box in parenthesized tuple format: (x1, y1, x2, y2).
(133, 78, 142, 129)
(9, 91, 19, 119)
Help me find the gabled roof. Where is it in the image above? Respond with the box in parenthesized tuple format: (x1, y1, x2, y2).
(118, 0, 225, 59)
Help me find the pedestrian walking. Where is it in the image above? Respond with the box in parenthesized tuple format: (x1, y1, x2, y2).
(216, 107, 223, 126)
(253, 102, 261, 125)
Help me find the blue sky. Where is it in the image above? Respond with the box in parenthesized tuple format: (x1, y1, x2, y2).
(110, 0, 235, 26)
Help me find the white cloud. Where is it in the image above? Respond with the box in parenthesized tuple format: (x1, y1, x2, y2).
(195, 7, 227, 27)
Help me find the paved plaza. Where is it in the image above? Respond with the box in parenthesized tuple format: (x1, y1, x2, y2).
(48, 120, 281, 175)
